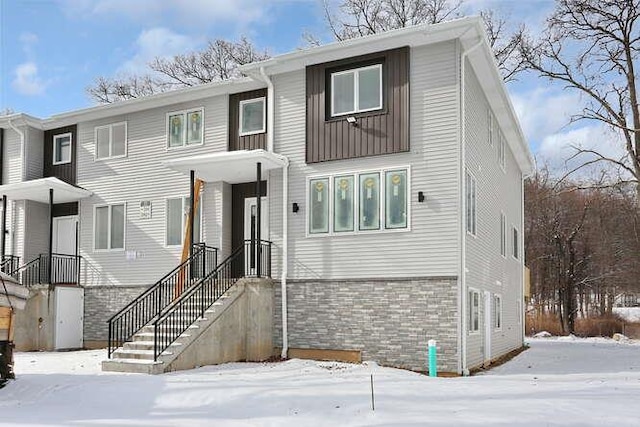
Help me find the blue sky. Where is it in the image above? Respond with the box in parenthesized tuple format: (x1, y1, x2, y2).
(1, 0, 604, 165)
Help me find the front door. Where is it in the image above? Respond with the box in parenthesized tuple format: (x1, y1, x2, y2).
(53, 216, 78, 255)
(244, 197, 268, 276)
(52, 216, 78, 284)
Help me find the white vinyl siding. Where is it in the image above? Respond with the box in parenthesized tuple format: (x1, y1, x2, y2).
(331, 64, 383, 117)
(95, 122, 127, 159)
(268, 41, 460, 280)
(76, 92, 234, 287)
(464, 58, 525, 369)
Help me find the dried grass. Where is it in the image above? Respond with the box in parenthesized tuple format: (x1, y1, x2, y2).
(526, 313, 625, 337)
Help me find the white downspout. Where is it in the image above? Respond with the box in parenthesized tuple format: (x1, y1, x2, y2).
(258, 66, 289, 358)
(459, 37, 484, 376)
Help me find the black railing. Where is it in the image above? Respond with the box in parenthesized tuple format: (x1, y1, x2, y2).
(152, 240, 271, 360)
(0, 255, 20, 277)
(10, 254, 81, 287)
(107, 244, 218, 358)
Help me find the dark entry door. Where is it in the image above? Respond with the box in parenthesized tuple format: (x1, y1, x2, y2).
(231, 181, 267, 277)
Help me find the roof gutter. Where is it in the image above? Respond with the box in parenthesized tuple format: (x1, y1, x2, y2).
(459, 35, 484, 376)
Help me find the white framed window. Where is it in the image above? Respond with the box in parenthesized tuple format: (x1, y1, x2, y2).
(493, 294, 502, 329)
(167, 108, 204, 148)
(166, 196, 201, 246)
(488, 109, 494, 146)
(307, 166, 410, 236)
(95, 122, 127, 160)
(94, 203, 125, 251)
(499, 131, 506, 171)
(331, 63, 383, 117)
(465, 170, 477, 236)
(512, 226, 519, 259)
(53, 133, 72, 165)
(468, 288, 480, 333)
(500, 212, 507, 257)
(239, 97, 266, 136)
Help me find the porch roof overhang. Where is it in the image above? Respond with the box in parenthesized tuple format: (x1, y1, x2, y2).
(0, 177, 92, 204)
(163, 149, 289, 184)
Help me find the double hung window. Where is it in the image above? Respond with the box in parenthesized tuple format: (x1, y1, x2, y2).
(95, 122, 127, 159)
(94, 204, 125, 250)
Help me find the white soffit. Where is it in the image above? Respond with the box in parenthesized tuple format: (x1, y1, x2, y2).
(163, 149, 288, 184)
(0, 177, 92, 204)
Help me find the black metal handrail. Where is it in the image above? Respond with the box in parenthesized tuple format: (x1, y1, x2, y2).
(0, 255, 20, 277)
(107, 244, 218, 358)
(10, 253, 81, 287)
(152, 240, 271, 360)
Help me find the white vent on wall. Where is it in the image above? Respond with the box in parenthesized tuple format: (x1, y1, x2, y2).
(139, 201, 152, 219)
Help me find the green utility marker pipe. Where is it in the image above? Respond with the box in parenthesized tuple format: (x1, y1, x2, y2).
(428, 339, 437, 377)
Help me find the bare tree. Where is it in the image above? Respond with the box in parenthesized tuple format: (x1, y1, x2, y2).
(320, 0, 525, 81)
(519, 0, 640, 200)
(87, 37, 269, 103)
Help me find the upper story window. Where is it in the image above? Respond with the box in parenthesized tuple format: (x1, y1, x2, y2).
(239, 97, 266, 136)
(308, 167, 409, 236)
(95, 122, 127, 159)
(499, 131, 506, 171)
(53, 133, 72, 165)
(167, 108, 203, 148)
(512, 226, 520, 259)
(465, 170, 477, 236)
(330, 64, 382, 117)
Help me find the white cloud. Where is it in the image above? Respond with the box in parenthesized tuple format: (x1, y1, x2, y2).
(118, 27, 197, 75)
(537, 124, 631, 181)
(510, 86, 583, 147)
(60, 0, 286, 29)
(12, 62, 47, 96)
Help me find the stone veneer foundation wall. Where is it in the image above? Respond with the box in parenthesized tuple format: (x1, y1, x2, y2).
(274, 277, 459, 373)
(83, 286, 148, 344)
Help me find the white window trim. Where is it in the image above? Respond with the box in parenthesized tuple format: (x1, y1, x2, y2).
(239, 97, 266, 137)
(166, 108, 205, 150)
(94, 122, 128, 160)
(465, 170, 477, 237)
(493, 294, 503, 331)
(500, 211, 507, 258)
(165, 196, 202, 247)
(330, 63, 383, 117)
(512, 224, 520, 260)
(305, 165, 411, 238)
(52, 132, 72, 165)
(468, 288, 480, 334)
(93, 203, 126, 252)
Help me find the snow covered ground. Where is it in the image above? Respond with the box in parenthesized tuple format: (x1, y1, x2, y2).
(2, 337, 640, 426)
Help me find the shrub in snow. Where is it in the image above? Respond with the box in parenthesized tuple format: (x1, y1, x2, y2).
(612, 333, 629, 342)
(533, 331, 552, 338)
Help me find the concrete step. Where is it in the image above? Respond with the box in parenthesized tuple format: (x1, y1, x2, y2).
(101, 358, 164, 374)
(132, 332, 192, 342)
(112, 348, 176, 360)
(123, 340, 183, 351)
(140, 324, 200, 334)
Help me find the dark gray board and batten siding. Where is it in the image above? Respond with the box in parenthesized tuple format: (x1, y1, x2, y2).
(306, 46, 410, 164)
(228, 89, 268, 151)
(44, 125, 77, 185)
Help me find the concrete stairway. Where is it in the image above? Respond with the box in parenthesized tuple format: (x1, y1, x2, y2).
(101, 278, 274, 375)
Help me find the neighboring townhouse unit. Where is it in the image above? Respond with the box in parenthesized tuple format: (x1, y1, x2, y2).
(0, 17, 533, 375)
